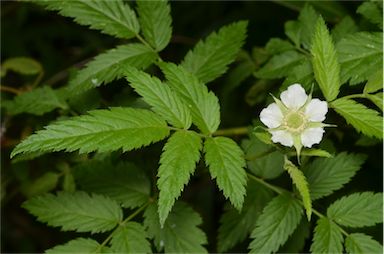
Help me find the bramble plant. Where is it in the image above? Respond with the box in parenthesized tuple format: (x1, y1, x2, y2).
(1, 1, 383, 253)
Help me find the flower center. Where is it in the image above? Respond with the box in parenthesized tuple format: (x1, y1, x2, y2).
(284, 111, 306, 133)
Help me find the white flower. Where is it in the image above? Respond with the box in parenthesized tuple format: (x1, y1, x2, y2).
(260, 84, 329, 157)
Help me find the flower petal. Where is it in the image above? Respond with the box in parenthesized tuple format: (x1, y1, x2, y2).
(270, 130, 294, 147)
(305, 99, 328, 122)
(300, 127, 324, 148)
(260, 103, 283, 128)
(280, 83, 308, 109)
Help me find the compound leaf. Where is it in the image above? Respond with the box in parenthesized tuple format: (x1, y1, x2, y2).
(144, 202, 207, 253)
(137, 0, 172, 51)
(11, 108, 170, 158)
(75, 160, 150, 208)
(157, 131, 202, 226)
(218, 182, 274, 252)
(327, 192, 383, 228)
(345, 233, 383, 254)
(331, 98, 383, 139)
(249, 194, 303, 253)
(124, 67, 192, 129)
(160, 62, 220, 134)
(311, 217, 344, 254)
(337, 32, 383, 85)
(204, 137, 247, 210)
(304, 152, 366, 200)
(357, 2, 383, 29)
(45, 238, 106, 254)
(182, 21, 247, 83)
(110, 222, 151, 253)
(2, 87, 68, 116)
(311, 16, 341, 101)
(284, 158, 312, 220)
(67, 44, 156, 94)
(23, 191, 122, 233)
(35, 0, 140, 39)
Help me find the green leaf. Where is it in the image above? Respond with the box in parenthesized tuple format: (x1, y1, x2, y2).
(279, 218, 310, 253)
(297, 148, 332, 158)
(124, 67, 191, 129)
(23, 191, 122, 233)
(364, 69, 383, 94)
(304, 152, 366, 200)
(284, 21, 301, 46)
(2, 87, 68, 116)
(67, 44, 156, 94)
(331, 98, 383, 139)
(23, 172, 60, 198)
(45, 238, 106, 254)
(337, 32, 383, 85)
(331, 16, 358, 43)
(255, 50, 305, 79)
(1, 57, 42, 76)
(297, 4, 319, 49)
(284, 158, 312, 220)
(249, 194, 303, 253)
(158, 131, 202, 226)
(327, 192, 383, 228)
(204, 137, 247, 210)
(218, 182, 274, 252)
(111, 222, 151, 253)
(11, 108, 170, 158)
(160, 63, 220, 134)
(241, 136, 284, 179)
(144, 202, 207, 253)
(345, 233, 383, 254)
(357, 2, 383, 29)
(282, 58, 314, 91)
(366, 93, 383, 111)
(310, 217, 344, 254)
(311, 16, 341, 101)
(181, 21, 247, 83)
(62, 171, 76, 192)
(265, 38, 294, 54)
(35, 0, 139, 39)
(137, 0, 172, 51)
(75, 160, 150, 208)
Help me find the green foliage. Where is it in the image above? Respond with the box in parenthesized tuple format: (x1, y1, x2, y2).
(144, 202, 207, 253)
(181, 21, 247, 83)
(304, 152, 366, 200)
(136, 0, 172, 51)
(45, 238, 105, 254)
(331, 98, 383, 139)
(331, 16, 358, 42)
(2, 87, 68, 116)
(311, 217, 344, 254)
(357, 1, 383, 29)
(160, 62, 220, 134)
(282, 59, 314, 91)
(265, 38, 294, 54)
(124, 67, 192, 129)
(297, 4, 319, 49)
(35, 0, 140, 39)
(345, 233, 383, 254)
(74, 160, 150, 208)
(218, 182, 274, 252)
(22, 192, 122, 233)
(337, 32, 383, 85)
(280, 218, 310, 253)
(364, 69, 383, 94)
(157, 131, 202, 226)
(249, 194, 303, 253)
(327, 192, 383, 228)
(242, 136, 284, 179)
(255, 50, 305, 79)
(110, 222, 151, 253)
(366, 93, 383, 111)
(284, 158, 312, 220)
(1, 57, 42, 76)
(311, 16, 341, 101)
(23, 172, 60, 198)
(67, 44, 156, 94)
(204, 137, 247, 210)
(11, 108, 170, 158)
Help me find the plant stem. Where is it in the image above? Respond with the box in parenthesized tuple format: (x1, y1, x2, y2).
(337, 94, 366, 100)
(213, 126, 249, 137)
(0, 85, 21, 95)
